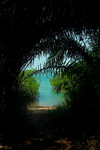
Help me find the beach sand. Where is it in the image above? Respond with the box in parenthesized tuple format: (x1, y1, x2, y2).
(27, 105, 56, 110)
(26, 106, 57, 115)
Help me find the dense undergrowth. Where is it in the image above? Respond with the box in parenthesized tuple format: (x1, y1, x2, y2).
(1, 43, 100, 149)
(0, 69, 41, 145)
(18, 69, 40, 106)
(49, 42, 100, 113)
(1, 99, 100, 149)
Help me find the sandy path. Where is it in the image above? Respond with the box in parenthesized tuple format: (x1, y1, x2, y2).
(26, 106, 57, 141)
(27, 106, 56, 111)
(27, 105, 57, 109)
(1, 106, 98, 149)
(26, 106, 56, 126)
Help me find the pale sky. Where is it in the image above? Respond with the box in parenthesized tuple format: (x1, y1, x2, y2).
(25, 53, 49, 70)
(24, 30, 91, 71)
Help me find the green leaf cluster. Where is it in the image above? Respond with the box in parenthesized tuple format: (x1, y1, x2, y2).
(18, 69, 40, 106)
(49, 43, 100, 111)
(49, 74, 64, 91)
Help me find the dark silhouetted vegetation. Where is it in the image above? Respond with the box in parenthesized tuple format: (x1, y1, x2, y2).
(49, 41, 100, 113)
(1, 0, 100, 149)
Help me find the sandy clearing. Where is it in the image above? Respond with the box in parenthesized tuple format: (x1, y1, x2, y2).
(27, 106, 57, 110)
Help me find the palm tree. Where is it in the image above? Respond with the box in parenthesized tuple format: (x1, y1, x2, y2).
(0, 0, 100, 118)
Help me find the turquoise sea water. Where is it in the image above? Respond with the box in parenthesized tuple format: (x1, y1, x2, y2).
(29, 73, 65, 106)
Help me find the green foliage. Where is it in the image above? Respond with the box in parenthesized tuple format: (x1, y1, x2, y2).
(18, 69, 40, 106)
(49, 72, 71, 94)
(1, 0, 100, 124)
(49, 44, 100, 112)
(49, 74, 64, 91)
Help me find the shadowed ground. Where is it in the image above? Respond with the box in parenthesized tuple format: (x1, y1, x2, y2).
(0, 106, 100, 149)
